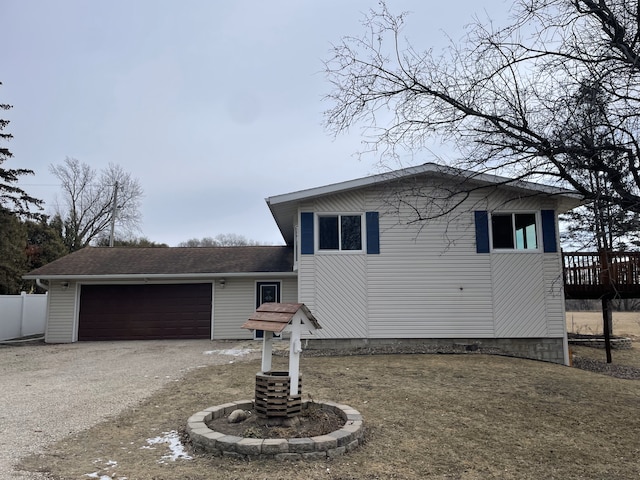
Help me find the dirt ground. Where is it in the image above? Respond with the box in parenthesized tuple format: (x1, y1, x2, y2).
(207, 404, 344, 439)
(566, 310, 640, 338)
(17, 347, 640, 480)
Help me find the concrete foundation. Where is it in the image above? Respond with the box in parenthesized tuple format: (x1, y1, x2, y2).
(302, 337, 567, 365)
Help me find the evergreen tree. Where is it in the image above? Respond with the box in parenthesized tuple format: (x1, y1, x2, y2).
(24, 217, 69, 271)
(0, 82, 42, 215)
(0, 207, 27, 294)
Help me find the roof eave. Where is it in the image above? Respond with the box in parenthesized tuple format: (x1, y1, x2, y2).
(266, 163, 581, 206)
(23, 271, 298, 281)
(265, 163, 584, 240)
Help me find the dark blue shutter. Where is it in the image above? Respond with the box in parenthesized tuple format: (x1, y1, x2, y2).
(366, 211, 380, 254)
(474, 211, 490, 253)
(541, 209, 557, 253)
(300, 212, 314, 255)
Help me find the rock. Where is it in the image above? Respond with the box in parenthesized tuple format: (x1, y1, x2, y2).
(227, 409, 249, 423)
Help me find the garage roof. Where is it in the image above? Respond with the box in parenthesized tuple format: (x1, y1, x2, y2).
(23, 246, 295, 279)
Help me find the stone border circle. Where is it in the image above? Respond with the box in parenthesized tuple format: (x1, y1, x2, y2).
(187, 399, 364, 460)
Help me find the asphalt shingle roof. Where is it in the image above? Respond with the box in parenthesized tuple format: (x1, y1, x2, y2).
(23, 246, 294, 278)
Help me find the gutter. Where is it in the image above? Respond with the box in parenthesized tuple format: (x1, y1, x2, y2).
(35, 278, 49, 291)
(23, 271, 298, 281)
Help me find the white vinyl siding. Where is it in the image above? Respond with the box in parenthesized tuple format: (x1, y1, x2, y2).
(213, 277, 297, 340)
(544, 253, 568, 337)
(298, 256, 316, 312)
(298, 192, 368, 338)
(315, 190, 365, 212)
(492, 254, 546, 337)
(281, 277, 298, 303)
(296, 179, 568, 341)
(367, 205, 494, 338)
(313, 255, 367, 338)
(45, 281, 78, 343)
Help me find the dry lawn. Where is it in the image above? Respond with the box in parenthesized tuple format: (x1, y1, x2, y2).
(18, 350, 640, 480)
(567, 310, 640, 339)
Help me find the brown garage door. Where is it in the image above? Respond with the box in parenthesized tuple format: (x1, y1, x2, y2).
(78, 284, 212, 340)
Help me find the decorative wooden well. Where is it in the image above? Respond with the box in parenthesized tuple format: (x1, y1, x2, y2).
(241, 303, 320, 419)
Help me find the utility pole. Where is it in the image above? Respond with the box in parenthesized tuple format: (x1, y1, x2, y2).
(109, 181, 119, 247)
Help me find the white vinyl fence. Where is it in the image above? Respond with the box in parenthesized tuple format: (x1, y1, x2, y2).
(0, 293, 48, 341)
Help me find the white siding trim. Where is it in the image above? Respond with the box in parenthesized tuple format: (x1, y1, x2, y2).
(72, 282, 80, 342)
(210, 282, 215, 340)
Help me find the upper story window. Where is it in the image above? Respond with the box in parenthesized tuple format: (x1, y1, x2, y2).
(318, 214, 362, 251)
(491, 213, 538, 250)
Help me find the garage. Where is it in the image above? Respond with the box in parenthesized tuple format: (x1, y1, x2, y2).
(78, 283, 212, 340)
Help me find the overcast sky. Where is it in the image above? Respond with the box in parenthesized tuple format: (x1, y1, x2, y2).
(3, 1, 510, 246)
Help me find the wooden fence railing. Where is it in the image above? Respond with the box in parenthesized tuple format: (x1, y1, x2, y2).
(562, 251, 640, 297)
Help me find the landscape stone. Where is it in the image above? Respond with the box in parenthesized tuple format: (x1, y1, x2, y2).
(227, 409, 250, 423)
(262, 439, 289, 454)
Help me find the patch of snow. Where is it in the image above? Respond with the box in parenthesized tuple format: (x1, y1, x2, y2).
(84, 460, 121, 479)
(203, 348, 254, 357)
(84, 473, 113, 480)
(145, 430, 193, 462)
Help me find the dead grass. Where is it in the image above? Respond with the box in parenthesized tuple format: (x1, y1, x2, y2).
(567, 310, 640, 339)
(18, 351, 640, 480)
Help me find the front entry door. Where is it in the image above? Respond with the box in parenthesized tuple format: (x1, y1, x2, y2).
(255, 281, 281, 339)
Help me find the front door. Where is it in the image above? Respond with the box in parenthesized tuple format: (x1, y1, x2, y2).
(255, 281, 281, 339)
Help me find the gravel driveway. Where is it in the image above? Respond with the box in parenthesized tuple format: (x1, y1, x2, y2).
(0, 339, 263, 479)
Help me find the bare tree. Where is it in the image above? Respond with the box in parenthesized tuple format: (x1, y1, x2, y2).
(50, 157, 143, 251)
(178, 233, 262, 247)
(324, 1, 640, 222)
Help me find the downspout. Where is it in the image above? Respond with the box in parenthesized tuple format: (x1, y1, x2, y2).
(35, 278, 49, 291)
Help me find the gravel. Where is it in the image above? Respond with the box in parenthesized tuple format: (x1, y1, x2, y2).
(572, 356, 640, 380)
(0, 339, 263, 479)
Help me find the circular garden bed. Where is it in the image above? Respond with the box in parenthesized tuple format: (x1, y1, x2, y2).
(187, 400, 364, 460)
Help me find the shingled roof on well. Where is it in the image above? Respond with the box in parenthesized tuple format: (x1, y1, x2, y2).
(24, 246, 295, 277)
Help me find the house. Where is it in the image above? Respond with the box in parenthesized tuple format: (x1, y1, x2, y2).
(24, 163, 582, 364)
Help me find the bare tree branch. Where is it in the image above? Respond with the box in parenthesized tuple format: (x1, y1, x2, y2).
(50, 157, 143, 251)
(324, 0, 640, 224)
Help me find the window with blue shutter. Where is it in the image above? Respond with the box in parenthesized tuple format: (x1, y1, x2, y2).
(302, 211, 380, 254)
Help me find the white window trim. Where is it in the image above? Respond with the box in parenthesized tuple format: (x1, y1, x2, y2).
(489, 211, 541, 253)
(315, 212, 366, 254)
(293, 224, 299, 271)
